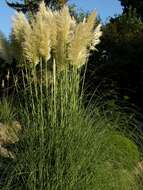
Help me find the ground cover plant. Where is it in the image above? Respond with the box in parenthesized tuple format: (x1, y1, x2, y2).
(0, 2, 143, 189)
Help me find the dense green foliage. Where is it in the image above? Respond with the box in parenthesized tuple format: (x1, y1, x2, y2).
(86, 8, 143, 113)
(119, 0, 143, 19)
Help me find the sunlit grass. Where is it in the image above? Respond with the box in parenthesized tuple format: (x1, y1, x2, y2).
(0, 2, 143, 190)
(0, 62, 142, 190)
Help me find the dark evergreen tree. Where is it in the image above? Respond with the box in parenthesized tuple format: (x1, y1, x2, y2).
(6, 0, 68, 13)
(86, 8, 143, 112)
(6, 0, 87, 22)
(119, 0, 143, 19)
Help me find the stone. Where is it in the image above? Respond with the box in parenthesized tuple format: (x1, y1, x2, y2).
(0, 121, 21, 159)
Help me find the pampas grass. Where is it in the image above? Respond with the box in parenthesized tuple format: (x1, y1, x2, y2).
(30, 3, 51, 63)
(11, 12, 31, 63)
(0, 2, 102, 71)
(0, 98, 15, 124)
(0, 2, 143, 190)
(1, 94, 141, 189)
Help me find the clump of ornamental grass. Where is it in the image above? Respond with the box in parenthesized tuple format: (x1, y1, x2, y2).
(1, 102, 141, 190)
(1, 2, 143, 190)
(0, 98, 15, 124)
(0, 2, 102, 70)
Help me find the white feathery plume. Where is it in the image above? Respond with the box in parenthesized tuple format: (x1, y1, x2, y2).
(55, 6, 74, 70)
(11, 12, 31, 62)
(90, 24, 103, 50)
(22, 25, 39, 66)
(0, 2, 102, 72)
(68, 22, 92, 67)
(56, 6, 73, 43)
(46, 8, 57, 48)
(68, 11, 102, 67)
(31, 2, 51, 62)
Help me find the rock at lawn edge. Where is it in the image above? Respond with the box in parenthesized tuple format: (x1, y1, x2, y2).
(0, 121, 21, 159)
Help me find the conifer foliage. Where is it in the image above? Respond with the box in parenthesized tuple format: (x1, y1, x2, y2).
(119, 0, 143, 19)
(6, 0, 68, 13)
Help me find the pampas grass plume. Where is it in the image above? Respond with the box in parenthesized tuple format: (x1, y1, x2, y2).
(32, 2, 51, 62)
(68, 11, 102, 67)
(0, 2, 102, 70)
(11, 12, 32, 62)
